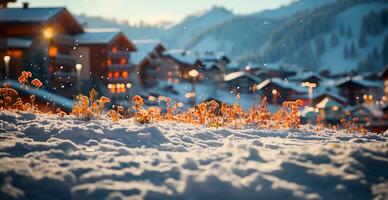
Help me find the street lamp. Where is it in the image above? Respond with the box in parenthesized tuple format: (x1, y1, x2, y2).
(188, 69, 199, 106)
(3, 56, 10, 79)
(75, 64, 82, 93)
(301, 82, 317, 106)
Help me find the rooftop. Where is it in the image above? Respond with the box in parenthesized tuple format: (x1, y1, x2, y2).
(0, 7, 64, 22)
(73, 28, 121, 45)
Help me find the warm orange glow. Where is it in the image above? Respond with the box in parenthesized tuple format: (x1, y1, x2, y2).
(107, 59, 112, 66)
(48, 46, 58, 57)
(5, 50, 22, 58)
(122, 71, 128, 79)
(120, 58, 126, 65)
(114, 72, 119, 79)
(108, 72, 112, 79)
(112, 47, 117, 53)
(43, 27, 54, 39)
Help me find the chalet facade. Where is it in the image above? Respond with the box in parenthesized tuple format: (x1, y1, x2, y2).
(256, 78, 306, 104)
(0, 2, 138, 104)
(223, 71, 261, 93)
(0, 5, 83, 91)
(337, 79, 382, 106)
(73, 29, 137, 102)
(133, 40, 166, 87)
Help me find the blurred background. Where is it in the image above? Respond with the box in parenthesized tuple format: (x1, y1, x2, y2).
(0, 0, 387, 131)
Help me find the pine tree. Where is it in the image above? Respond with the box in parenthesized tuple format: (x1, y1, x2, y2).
(315, 36, 326, 55)
(350, 42, 357, 58)
(358, 32, 367, 48)
(331, 32, 339, 47)
(339, 23, 345, 36)
(373, 46, 379, 59)
(343, 44, 349, 59)
(347, 26, 353, 38)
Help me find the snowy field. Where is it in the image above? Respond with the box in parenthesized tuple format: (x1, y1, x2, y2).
(1, 110, 388, 200)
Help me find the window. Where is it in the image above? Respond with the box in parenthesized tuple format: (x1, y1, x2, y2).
(122, 71, 128, 79)
(48, 46, 57, 57)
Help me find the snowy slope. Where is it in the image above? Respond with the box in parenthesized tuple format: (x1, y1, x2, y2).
(188, 17, 281, 59)
(251, 0, 336, 19)
(162, 6, 236, 48)
(320, 2, 388, 73)
(1, 111, 388, 199)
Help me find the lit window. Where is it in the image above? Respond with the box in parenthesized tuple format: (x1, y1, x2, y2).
(108, 72, 112, 79)
(120, 58, 126, 65)
(48, 46, 58, 57)
(114, 72, 119, 79)
(107, 59, 112, 66)
(122, 71, 128, 79)
(112, 47, 117, 53)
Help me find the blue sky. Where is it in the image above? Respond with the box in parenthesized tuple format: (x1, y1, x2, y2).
(12, 0, 293, 25)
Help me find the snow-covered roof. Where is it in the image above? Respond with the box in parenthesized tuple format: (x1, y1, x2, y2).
(313, 91, 347, 104)
(224, 71, 261, 83)
(288, 72, 324, 82)
(73, 29, 122, 45)
(197, 51, 229, 62)
(337, 78, 381, 88)
(0, 38, 32, 49)
(256, 78, 306, 93)
(0, 7, 64, 22)
(164, 50, 200, 65)
(1, 80, 74, 111)
(316, 97, 345, 109)
(132, 39, 161, 64)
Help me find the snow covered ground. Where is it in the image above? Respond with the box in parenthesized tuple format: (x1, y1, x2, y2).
(1, 110, 388, 200)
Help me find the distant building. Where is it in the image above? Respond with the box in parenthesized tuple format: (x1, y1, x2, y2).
(73, 29, 137, 102)
(288, 72, 323, 86)
(162, 50, 203, 82)
(256, 78, 306, 104)
(223, 71, 261, 93)
(337, 78, 382, 106)
(134, 40, 166, 87)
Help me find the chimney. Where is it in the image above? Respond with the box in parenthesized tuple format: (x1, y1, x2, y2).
(22, 2, 29, 9)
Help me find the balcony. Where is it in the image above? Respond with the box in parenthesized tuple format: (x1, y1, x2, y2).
(107, 63, 135, 70)
(107, 50, 130, 59)
(54, 53, 76, 67)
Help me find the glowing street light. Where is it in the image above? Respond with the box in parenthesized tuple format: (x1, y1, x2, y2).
(3, 56, 10, 79)
(75, 64, 82, 93)
(188, 69, 199, 106)
(301, 82, 317, 106)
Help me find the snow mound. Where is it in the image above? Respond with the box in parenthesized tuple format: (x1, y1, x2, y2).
(1, 111, 388, 199)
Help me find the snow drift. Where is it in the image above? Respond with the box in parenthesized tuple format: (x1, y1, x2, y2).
(0, 110, 388, 200)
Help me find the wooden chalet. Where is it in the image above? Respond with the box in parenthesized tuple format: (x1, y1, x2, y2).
(0, 4, 83, 91)
(337, 78, 382, 106)
(256, 78, 307, 104)
(223, 71, 261, 93)
(72, 29, 137, 102)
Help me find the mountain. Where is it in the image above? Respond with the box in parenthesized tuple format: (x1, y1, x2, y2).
(239, 0, 388, 74)
(251, 0, 337, 19)
(161, 6, 236, 48)
(186, 0, 338, 62)
(77, 0, 388, 74)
